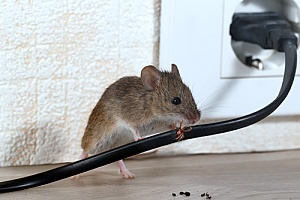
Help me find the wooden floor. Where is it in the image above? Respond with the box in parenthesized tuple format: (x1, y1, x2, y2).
(1, 150, 300, 200)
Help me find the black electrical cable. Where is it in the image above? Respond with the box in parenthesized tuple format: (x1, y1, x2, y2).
(0, 40, 296, 193)
(0, 12, 298, 193)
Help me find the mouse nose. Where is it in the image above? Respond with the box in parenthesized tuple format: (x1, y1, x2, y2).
(186, 110, 201, 124)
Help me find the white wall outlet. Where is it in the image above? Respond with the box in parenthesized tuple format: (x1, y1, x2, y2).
(222, 0, 300, 78)
(160, 0, 300, 118)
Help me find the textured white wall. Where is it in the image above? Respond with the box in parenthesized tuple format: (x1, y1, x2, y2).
(0, 0, 160, 166)
(1, 0, 300, 167)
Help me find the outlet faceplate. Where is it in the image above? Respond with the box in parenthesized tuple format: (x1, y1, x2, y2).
(222, 0, 300, 78)
(159, 0, 300, 118)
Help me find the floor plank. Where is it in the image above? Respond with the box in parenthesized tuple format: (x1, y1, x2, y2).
(1, 150, 300, 199)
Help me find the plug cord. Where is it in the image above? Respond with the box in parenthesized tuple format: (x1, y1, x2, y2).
(0, 12, 297, 193)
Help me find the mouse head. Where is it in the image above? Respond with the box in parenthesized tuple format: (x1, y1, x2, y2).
(141, 64, 201, 125)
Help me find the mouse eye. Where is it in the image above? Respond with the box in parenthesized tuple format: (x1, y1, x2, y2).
(172, 97, 181, 105)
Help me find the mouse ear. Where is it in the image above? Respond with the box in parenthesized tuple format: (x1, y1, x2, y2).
(171, 64, 182, 80)
(141, 65, 162, 91)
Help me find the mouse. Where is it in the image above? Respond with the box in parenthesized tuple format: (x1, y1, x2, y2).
(78, 64, 201, 179)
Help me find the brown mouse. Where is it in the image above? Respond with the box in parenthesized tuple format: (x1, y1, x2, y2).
(79, 64, 201, 179)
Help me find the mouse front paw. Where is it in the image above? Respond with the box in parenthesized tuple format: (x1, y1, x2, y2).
(175, 120, 192, 141)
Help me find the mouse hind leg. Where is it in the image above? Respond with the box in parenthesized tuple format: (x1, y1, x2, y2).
(70, 150, 89, 180)
(133, 130, 142, 141)
(116, 160, 135, 179)
(110, 126, 138, 179)
(80, 150, 89, 159)
(77, 122, 138, 179)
